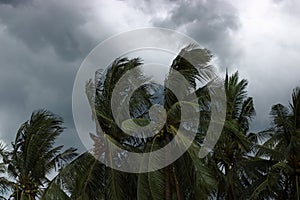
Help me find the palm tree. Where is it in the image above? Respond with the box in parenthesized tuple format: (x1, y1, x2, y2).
(49, 45, 220, 199)
(207, 71, 258, 199)
(0, 110, 77, 200)
(0, 162, 9, 199)
(251, 87, 300, 200)
(0, 142, 13, 199)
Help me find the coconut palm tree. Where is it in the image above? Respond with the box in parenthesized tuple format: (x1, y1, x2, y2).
(250, 87, 300, 200)
(0, 110, 77, 200)
(48, 45, 220, 200)
(135, 46, 218, 200)
(0, 162, 9, 198)
(206, 71, 258, 199)
(0, 142, 13, 199)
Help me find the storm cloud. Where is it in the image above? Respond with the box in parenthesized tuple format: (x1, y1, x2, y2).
(0, 0, 96, 150)
(152, 0, 241, 68)
(0, 0, 150, 152)
(0, 0, 96, 61)
(0, 0, 299, 152)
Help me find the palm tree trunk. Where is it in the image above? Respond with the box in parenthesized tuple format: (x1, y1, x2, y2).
(172, 165, 182, 200)
(224, 164, 235, 200)
(164, 132, 171, 200)
(165, 166, 171, 200)
(216, 190, 220, 200)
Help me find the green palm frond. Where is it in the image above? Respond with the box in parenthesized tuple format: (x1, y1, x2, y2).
(290, 87, 300, 129)
(2, 110, 78, 199)
(253, 87, 300, 199)
(44, 152, 106, 200)
(164, 46, 215, 111)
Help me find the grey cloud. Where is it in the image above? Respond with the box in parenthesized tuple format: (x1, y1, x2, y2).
(0, 0, 99, 152)
(0, 29, 85, 151)
(0, 0, 95, 61)
(152, 0, 241, 69)
(1, 0, 299, 152)
(272, 0, 285, 4)
(0, 0, 32, 7)
(277, 0, 300, 17)
(0, 0, 147, 152)
(126, 0, 176, 15)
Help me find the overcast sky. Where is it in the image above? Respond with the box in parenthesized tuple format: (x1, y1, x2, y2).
(0, 0, 299, 153)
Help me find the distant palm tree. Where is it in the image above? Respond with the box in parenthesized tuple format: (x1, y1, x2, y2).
(251, 87, 300, 200)
(0, 110, 77, 200)
(207, 71, 257, 199)
(0, 142, 13, 199)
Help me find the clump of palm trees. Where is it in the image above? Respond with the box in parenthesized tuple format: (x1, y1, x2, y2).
(0, 46, 299, 199)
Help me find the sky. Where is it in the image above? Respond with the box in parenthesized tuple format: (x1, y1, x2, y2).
(0, 0, 299, 153)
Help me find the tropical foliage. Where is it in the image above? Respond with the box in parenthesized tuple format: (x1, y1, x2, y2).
(0, 47, 299, 200)
(250, 87, 300, 200)
(0, 110, 77, 199)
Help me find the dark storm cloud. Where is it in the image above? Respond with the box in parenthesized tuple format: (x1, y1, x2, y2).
(152, 0, 241, 69)
(0, 29, 85, 150)
(0, 0, 99, 151)
(1, 0, 299, 152)
(0, 0, 32, 7)
(0, 0, 150, 152)
(0, 0, 95, 61)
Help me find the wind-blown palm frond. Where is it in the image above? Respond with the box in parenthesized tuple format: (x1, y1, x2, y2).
(44, 152, 106, 200)
(80, 45, 218, 200)
(0, 142, 13, 196)
(252, 87, 300, 199)
(1, 110, 77, 199)
(208, 71, 257, 199)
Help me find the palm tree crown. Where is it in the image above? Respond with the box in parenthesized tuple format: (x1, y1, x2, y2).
(0, 110, 77, 200)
